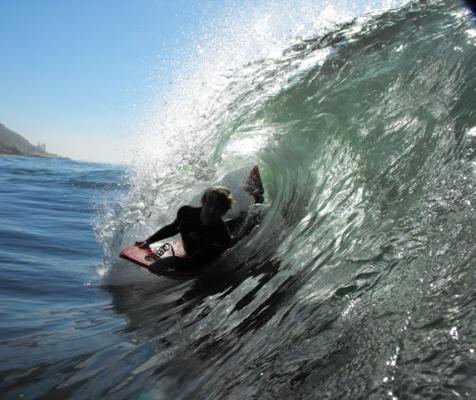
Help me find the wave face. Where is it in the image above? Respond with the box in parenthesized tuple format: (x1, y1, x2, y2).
(98, 1, 476, 399)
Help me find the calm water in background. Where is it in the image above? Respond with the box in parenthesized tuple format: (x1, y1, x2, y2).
(2, 0, 476, 399)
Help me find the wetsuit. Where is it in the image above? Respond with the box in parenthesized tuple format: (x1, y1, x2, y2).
(145, 206, 232, 272)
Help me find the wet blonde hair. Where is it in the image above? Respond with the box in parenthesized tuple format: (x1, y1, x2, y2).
(201, 186, 235, 211)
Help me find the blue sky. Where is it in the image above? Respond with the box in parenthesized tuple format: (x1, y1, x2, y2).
(0, 0, 410, 163)
(0, 0, 220, 163)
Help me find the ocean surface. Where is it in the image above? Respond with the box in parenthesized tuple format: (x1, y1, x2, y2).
(1, 0, 476, 399)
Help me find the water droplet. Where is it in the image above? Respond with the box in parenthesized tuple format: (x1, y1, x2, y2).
(450, 326, 459, 340)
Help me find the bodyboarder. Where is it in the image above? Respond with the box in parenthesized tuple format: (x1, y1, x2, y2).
(135, 186, 235, 273)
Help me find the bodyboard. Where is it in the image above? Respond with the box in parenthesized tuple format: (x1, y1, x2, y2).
(120, 241, 200, 280)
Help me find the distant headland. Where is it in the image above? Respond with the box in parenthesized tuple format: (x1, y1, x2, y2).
(0, 123, 68, 159)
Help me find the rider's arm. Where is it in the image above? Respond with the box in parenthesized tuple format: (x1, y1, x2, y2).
(144, 219, 179, 246)
(136, 216, 180, 248)
(139, 205, 196, 247)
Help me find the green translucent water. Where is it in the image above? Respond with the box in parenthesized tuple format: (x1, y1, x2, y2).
(95, 1, 476, 398)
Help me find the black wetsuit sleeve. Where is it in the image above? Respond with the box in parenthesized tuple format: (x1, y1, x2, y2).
(145, 218, 179, 245)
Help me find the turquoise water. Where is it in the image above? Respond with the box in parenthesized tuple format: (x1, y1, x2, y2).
(2, 0, 476, 399)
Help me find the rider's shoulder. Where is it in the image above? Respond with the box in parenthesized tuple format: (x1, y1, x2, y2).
(177, 205, 200, 217)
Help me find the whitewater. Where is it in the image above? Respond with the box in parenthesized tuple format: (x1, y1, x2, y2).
(1, 0, 475, 399)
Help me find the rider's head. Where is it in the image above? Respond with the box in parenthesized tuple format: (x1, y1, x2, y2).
(201, 186, 235, 217)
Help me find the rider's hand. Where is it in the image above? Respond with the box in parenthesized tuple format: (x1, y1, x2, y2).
(135, 240, 149, 248)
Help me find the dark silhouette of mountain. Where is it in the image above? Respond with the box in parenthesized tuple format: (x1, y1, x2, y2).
(0, 123, 66, 158)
